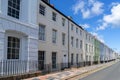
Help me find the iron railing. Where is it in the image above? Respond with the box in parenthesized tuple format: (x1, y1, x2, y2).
(0, 60, 115, 77)
(0, 60, 38, 77)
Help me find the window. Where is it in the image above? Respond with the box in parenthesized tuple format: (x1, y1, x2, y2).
(62, 33, 65, 46)
(86, 34, 87, 40)
(89, 45, 91, 52)
(52, 12, 57, 21)
(76, 54, 79, 64)
(76, 38, 78, 48)
(62, 18, 65, 26)
(81, 54, 83, 61)
(38, 51, 45, 70)
(89, 36, 90, 41)
(71, 24, 73, 31)
(52, 52, 57, 69)
(71, 53, 74, 65)
(7, 36, 20, 59)
(80, 30, 82, 36)
(52, 29, 57, 43)
(39, 24, 45, 41)
(39, 4, 46, 16)
(71, 36, 74, 47)
(86, 44, 88, 52)
(86, 55, 88, 61)
(8, 0, 21, 19)
(76, 27, 78, 34)
(80, 40, 83, 49)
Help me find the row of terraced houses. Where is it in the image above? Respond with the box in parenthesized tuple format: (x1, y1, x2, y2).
(0, 0, 118, 77)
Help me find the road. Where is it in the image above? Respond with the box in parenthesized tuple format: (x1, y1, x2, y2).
(79, 61, 120, 80)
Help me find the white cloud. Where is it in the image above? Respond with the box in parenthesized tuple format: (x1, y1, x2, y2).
(80, 24, 90, 29)
(91, 1, 104, 15)
(72, 0, 104, 19)
(96, 22, 108, 31)
(73, 1, 85, 14)
(91, 32, 105, 43)
(96, 3, 120, 31)
(103, 4, 120, 26)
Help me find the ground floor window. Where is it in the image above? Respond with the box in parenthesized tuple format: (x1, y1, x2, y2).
(52, 52, 57, 69)
(71, 53, 74, 65)
(7, 36, 20, 59)
(76, 54, 79, 64)
(38, 51, 45, 70)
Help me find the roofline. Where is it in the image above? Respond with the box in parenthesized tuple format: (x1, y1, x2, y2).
(41, 0, 84, 30)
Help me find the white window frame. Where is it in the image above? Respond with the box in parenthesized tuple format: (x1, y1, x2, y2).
(39, 4, 46, 16)
(62, 18, 65, 26)
(62, 33, 65, 46)
(39, 24, 45, 41)
(7, 36, 20, 59)
(52, 29, 57, 43)
(7, 0, 21, 19)
(52, 12, 57, 21)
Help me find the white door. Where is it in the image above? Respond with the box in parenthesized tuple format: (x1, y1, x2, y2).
(62, 54, 68, 68)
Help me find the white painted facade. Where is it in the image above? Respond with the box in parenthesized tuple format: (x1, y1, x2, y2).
(0, 0, 39, 72)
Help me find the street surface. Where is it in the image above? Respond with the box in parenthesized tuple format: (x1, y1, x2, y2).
(79, 61, 120, 80)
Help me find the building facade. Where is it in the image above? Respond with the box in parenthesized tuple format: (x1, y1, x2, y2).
(0, 0, 118, 76)
(0, 0, 39, 75)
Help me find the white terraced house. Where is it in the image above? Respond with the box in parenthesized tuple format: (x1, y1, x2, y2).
(0, 0, 118, 77)
(0, 0, 38, 75)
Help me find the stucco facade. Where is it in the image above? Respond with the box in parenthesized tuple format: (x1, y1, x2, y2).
(0, 0, 39, 74)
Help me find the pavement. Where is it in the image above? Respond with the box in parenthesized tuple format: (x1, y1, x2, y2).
(79, 61, 120, 80)
(24, 62, 115, 80)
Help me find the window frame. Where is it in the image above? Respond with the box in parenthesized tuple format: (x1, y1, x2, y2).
(62, 18, 65, 26)
(52, 12, 57, 21)
(62, 33, 65, 46)
(7, 36, 20, 59)
(7, 0, 21, 19)
(39, 24, 46, 41)
(52, 29, 57, 43)
(52, 52, 57, 69)
(39, 4, 46, 16)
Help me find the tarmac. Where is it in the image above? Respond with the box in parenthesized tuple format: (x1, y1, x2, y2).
(24, 62, 115, 80)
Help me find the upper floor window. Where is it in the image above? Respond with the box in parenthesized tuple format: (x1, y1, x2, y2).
(52, 12, 57, 21)
(62, 18, 65, 26)
(80, 30, 82, 36)
(39, 4, 46, 16)
(86, 34, 87, 40)
(76, 27, 78, 34)
(52, 29, 57, 43)
(62, 33, 65, 46)
(76, 38, 78, 48)
(39, 24, 45, 41)
(71, 24, 74, 31)
(80, 40, 83, 49)
(86, 44, 88, 52)
(71, 36, 74, 47)
(8, 0, 21, 19)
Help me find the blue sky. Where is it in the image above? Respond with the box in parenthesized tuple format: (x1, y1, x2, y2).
(50, 0, 120, 53)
